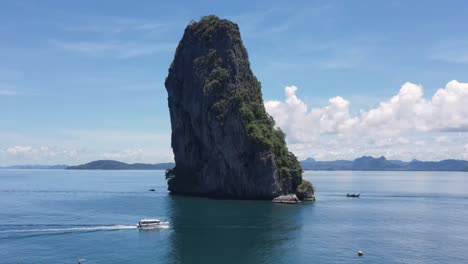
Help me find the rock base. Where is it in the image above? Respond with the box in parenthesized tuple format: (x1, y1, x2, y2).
(272, 194, 300, 204)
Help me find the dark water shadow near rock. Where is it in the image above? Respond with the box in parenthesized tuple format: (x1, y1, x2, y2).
(164, 195, 313, 264)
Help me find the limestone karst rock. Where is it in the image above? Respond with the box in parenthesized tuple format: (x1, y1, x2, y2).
(165, 15, 314, 200)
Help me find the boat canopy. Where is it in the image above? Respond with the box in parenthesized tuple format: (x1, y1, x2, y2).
(139, 219, 161, 224)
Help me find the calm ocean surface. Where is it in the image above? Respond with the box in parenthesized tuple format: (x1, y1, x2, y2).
(0, 170, 467, 264)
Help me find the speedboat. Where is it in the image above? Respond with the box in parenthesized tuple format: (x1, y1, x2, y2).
(346, 193, 360, 198)
(137, 219, 169, 229)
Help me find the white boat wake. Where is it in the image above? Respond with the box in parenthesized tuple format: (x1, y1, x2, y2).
(0, 225, 137, 234)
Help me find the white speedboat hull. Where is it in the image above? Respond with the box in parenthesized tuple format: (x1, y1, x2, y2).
(137, 219, 169, 229)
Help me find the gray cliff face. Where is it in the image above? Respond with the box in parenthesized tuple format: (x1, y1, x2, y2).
(165, 16, 311, 199)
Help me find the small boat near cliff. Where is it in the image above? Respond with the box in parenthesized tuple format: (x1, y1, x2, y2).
(346, 193, 360, 198)
(137, 219, 169, 229)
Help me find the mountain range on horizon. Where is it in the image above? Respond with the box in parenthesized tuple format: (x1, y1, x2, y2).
(301, 156, 468, 171)
(2, 156, 468, 172)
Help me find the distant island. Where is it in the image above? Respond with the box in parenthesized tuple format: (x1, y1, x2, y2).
(66, 160, 175, 170)
(301, 156, 468, 172)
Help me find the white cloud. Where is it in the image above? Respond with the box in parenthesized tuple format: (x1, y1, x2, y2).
(61, 129, 169, 143)
(1, 144, 172, 166)
(265, 80, 468, 160)
(265, 85, 358, 143)
(97, 148, 173, 163)
(0, 129, 174, 165)
(6, 146, 33, 155)
(358, 82, 431, 133)
(435, 136, 448, 143)
(99, 149, 144, 161)
(361, 80, 468, 132)
(3, 145, 79, 160)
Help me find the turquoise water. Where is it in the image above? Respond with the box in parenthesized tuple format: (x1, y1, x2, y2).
(0, 170, 467, 263)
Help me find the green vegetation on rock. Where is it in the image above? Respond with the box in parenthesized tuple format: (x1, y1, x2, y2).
(190, 16, 304, 186)
(190, 15, 242, 45)
(239, 95, 303, 186)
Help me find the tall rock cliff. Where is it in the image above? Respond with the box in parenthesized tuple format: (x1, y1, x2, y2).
(165, 15, 313, 200)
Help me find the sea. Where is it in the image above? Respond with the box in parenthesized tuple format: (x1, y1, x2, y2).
(0, 169, 467, 264)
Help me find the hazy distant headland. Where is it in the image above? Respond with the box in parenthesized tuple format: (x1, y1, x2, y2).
(2, 156, 467, 171)
(0, 164, 68, 170)
(0, 161, 174, 170)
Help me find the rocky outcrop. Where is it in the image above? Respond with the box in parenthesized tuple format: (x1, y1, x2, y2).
(295, 180, 315, 201)
(165, 15, 314, 200)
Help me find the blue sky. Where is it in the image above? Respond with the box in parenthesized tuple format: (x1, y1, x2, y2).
(1, 0, 468, 165)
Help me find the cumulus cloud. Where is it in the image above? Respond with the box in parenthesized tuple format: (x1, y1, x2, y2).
(265, 80, 468, 160)
(0, 129, 174, 165)
(6, 146, 33, 155)
(358, 81, 468, 132)
(1, 145, 80, 165)
(4, 145, 78, 158)
(265, 86, 359, 142)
